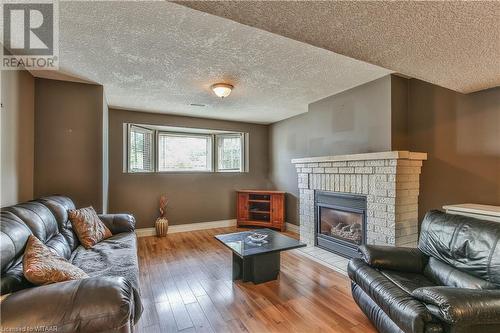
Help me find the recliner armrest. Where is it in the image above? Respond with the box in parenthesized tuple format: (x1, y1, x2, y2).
(358, 245, 428, 273)
(412, 286, 500, 325)
(99, 214, 136, 234)
(0, 276, 137, 332)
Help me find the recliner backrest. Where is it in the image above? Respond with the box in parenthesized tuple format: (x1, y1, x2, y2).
(0, 196, 79, 294)
(418, 210, 500, 287)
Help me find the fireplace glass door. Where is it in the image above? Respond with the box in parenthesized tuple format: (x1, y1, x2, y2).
(319, 207, 363, 246)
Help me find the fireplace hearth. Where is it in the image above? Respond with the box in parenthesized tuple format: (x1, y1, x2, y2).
(315, 191, 367, 258)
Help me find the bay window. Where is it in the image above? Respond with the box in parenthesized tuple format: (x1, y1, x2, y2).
(125, 124, 247, 173)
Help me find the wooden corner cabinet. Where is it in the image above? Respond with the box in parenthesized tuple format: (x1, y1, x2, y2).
(237, 190, 286, 231)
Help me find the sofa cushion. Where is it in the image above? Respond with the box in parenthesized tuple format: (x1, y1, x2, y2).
(37, 196, 79, 252)
(3, 203, 58, 244)
(424, 257, 498, 290)
(348, 258, 435, 333)
(1, 262, 32, 295)
(23, 235, 88, 285)
(0, 211, 31, 272)
(68, 207, 112, 249)
(70, 232, 141, 321)
(71, 232, 139, 292)
(380, 270, 436, 295)
(418, 210, 500, 287)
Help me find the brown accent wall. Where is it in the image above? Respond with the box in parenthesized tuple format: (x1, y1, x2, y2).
(1, 70, 35, 206)
(269, 76, 393, 225)
(108, 109, 271, 228)
(34, 78, 107, 212)
(390, 75, 410, 150)
(407, 79, 500, 221)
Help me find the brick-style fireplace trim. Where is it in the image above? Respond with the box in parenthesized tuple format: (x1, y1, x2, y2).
(292, 151, 427, 249)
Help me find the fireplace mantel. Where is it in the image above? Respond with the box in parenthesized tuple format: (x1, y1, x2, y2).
(292, 150, 427, 164)
(292, 150, 427, 248)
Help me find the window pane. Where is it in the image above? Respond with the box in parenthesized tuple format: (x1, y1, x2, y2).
(217, 135, 242, 171)
(158, 134, 212, 171)
(129, 126, 153, 172)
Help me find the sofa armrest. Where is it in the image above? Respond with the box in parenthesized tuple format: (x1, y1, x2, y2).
(0, 276, 137, 332)
(99, 214, 136, 234)
(358, 245, 428, 273)
(412, 286, 500, 325)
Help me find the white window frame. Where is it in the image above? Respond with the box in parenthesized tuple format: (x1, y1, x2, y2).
(125, 123, 248, 174)
(127, 124, 154, 173)
(215, 133, 245, 172)
(157, 131, 214, 173)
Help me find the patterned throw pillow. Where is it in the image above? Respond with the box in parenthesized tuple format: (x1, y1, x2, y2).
(68, 206, 112, 249)
(23, 235, 88, 285)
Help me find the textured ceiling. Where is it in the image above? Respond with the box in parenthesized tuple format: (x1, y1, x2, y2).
(178, 1, 500, 93)
(37, 1, 391, 124)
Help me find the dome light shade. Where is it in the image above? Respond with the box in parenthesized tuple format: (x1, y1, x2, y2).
(211, 83, 233, 98)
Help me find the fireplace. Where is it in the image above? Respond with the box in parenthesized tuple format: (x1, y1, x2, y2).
(315, 191, 367, 258)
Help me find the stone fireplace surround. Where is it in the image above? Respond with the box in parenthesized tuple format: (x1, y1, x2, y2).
(292, 151, 427, 250)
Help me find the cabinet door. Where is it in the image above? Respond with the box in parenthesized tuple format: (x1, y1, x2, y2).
(237, 193, 249, 221)
(270, 194, 284, 225)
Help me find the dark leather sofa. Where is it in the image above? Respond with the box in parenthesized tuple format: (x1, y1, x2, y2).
(0, 196, 143, 333)
(348, 210, 500, 333)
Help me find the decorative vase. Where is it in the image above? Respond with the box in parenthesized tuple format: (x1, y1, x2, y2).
(155, 217, 168, 237)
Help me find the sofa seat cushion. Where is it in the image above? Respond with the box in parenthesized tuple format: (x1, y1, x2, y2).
(70, 233, 139, 291)
(348, 258, 436, 333)
(70, 232, 142, 322)
(381, 270, 436, 295)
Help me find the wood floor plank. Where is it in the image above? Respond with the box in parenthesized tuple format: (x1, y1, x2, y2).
(170, 300, 194, 331)
(198, 278, 236, 322)
(135, 227, 376, 333)
(155, 301, 178, 333)
(196, 294, 230, 332)
(185, 301, 215, 333)
(140, 323, 162, 333)
(138, 299, 160, 331)
(176, 279, 198, 305)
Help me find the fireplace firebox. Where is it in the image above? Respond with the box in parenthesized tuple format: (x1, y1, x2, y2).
(315, 191, 367, 258)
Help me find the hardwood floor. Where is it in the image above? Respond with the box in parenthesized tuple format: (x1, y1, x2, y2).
(136, 227, 376, 333)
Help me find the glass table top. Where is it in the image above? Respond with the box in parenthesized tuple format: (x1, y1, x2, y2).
(215, 228, 306, 257)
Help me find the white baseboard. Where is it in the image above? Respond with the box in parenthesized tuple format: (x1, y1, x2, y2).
(136, 228, 156, 237)
(136, 219, 237, 237)
(286, 222, 299, 234)
(136, 219, 299, 237)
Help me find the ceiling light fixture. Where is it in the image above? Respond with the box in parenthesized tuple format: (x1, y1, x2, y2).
(211, 83, 233, 99)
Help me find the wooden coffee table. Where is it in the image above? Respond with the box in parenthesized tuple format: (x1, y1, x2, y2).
(215, 228, 306, 284)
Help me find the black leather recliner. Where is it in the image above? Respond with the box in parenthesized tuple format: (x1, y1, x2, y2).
(0, 196, 143, 332)
(348, 210, 500, 333)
